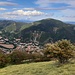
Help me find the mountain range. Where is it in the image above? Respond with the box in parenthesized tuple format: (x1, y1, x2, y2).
(65, 22, 75, 25)
(0, 18, 75, 44)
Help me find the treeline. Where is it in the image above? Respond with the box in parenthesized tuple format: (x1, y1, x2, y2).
(0, 50, 45, 68)
(0, 39, 75, 68)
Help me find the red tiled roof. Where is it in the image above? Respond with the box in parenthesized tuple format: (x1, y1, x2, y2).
(0, 44, 14, 48)
(0, 42, 4, 44)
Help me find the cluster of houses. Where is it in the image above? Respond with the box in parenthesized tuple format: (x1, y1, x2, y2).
(0, 36, 43, 54)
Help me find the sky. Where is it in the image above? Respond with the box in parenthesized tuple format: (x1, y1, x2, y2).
(0, 0, 75, 22)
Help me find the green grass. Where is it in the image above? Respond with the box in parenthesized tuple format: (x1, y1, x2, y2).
(0, 60, 75, 75)
(20, 23, 33, 31)
(4, 23, 16, 32)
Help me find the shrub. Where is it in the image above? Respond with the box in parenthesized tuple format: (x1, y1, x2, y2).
(0, 50, 8, 68)
(31, 52, 43, 62)
(44, 39, 75, 64)
(10, 50, 25, 64)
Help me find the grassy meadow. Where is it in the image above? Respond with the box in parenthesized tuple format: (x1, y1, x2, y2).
(0, 60, 75, 75)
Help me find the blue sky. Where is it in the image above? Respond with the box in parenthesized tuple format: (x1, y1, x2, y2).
(0, 0, 75, 21)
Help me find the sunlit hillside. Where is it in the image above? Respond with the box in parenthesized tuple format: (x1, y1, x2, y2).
(0, 60, 75, 75)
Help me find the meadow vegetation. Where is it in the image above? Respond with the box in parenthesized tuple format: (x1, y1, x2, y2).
(0, 39, 75, 75)
(0, 60, 75, 75)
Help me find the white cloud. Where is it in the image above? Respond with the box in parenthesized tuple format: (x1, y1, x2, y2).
(54, 9, 75, 21)
(0, 10, 49, 20)
(23, 8, 35, 11)
(35, 0, 75, 8)
(5, 10, 45, 16)
(0, 8, 7, 11)
(35, 0, 51, 7)
(61, 9, 75, 15)
(0, 1, 18, 6)
(1, 7, 75, 21)
(61, 9, 75, 21)
(23, 7, 67, 11)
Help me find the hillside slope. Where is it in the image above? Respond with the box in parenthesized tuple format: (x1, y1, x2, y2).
(0, 19, 75, 44)
(0, 20, 32, 33)
(0, 61, 75, 75)
(3, 22, 29, 33)
(21, 18, 75, 43)
(0, 20, 15, 30)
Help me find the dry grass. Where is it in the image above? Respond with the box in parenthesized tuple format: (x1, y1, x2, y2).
(0, 60, 75, 75)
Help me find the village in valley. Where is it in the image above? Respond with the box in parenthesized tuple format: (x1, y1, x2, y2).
(0, 31, 43, 55)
